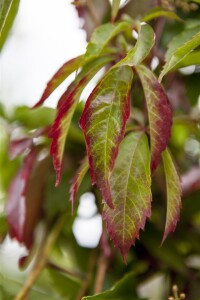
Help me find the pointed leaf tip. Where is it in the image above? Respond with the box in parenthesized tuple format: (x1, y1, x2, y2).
(136, 65, 172, 172)
(162, 149, 182, 243)
(103, 132, 152, 259)
(80, 65, 133, 208)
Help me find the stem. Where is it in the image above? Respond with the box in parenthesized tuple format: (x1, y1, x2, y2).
(14, 213, 66, 300)
(75, 251, 97, 300)
(86, 0, 99, 26)
(94, 254, 108, 294)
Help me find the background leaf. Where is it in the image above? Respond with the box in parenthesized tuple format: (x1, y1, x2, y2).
(142, 7, 183, 22)
(117, 23, 155, 67)
(82, 272, 147, 300)
(103, 132, 151, 260)
(111, 0, 120, 22)
(162, 149, 182, 243)
(136, 64, 172, 172)
(80, 65, 133, 208)
(159, 25, 200, 81)
(0, 0, 20, 50)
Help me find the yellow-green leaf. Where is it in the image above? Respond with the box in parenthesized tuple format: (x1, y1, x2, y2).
(162, 148, 182, 243)
(103, 132, 152, 261)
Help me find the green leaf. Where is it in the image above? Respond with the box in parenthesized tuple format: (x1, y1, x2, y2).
(70, 156, 89, 213)
(103, 132, 151, 260)
(117, 23, 155, 67)
(111, 0, 121, 22)
(162, 148, 182, 243)
(172, 50, 200, 69)
(85, 21, 131, 59)
(80, 66, 133, 208)
(159, 25, 200, 81)
(136, 64, 172, 172)
(34, 55, 83, 107)
(142, 7, 183, 22)
(0, 0, 20, 50)
(50, 56, 113, 186)
(82, 272, 146, 300)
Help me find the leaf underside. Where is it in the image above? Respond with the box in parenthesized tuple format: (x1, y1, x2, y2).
(103, 132, 152, 261)
(162, 148, 182, 243)
(80, 65, 133, 208)
(136, 64, 172, 172)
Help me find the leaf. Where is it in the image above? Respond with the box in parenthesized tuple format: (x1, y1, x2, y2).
(136, 64, 172, 172)
(0, 0, 20, 50)
(9, 138, 33, 160)
(80, 66, 133, 208)
(85, 21, 131, 59)
(49, 56, 113, 186)
(70, 156, 89, 213)
(103, 132, 152, 260)
(5, 149, 50, 249)
(82, 272, 147, 300)
(33, 55, 83, 108)
(111, 0, 121, 22)
(117, 23, 155, 67)
(159, 25, 200, 81)
(162, 149, 182, 243)
(142, 7, 183, 22)
(172, 50, 200, 69)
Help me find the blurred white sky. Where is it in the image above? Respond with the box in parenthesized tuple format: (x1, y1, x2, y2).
(0, 0, 87, 108)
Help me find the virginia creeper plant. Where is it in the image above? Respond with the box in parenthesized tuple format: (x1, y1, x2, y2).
(0, 0, 200, 299)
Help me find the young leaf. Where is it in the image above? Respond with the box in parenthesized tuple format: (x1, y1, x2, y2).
(103, 132, 152, 261)
(162, 149, 182, 243)
(111, 0, 121, 23)
(159, 25, 200, 81)
(172, 50, 200, 70)
(33, 55, 83, 108)
(117, 23, 155, 67)
(136, 64, 172, 172)
(82, 272, 146, 300)
(70, 156, 89, 213)
(142, 7, 183, 22)
(80, 66, 133, 208)
(0, 0, 20, 50)
(85, 21, 131, 59)
(49, 56, 113, 186)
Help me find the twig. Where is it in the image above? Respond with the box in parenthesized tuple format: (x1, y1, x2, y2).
(86, 0, 99, 26)
(14, 213, 67, 300)
(75, 250, 97, 300)
(94, 254, 109, 294)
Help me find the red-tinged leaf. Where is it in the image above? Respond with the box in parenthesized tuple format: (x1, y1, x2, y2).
(33, 55, 83, 108)
(136, 64, 172, 172)
(70, 156, 89, 213)
(162, 149, 182, 243)
(5, 149, 37, 245)
(5, 149, 50, 249)
(103, 132, 152, 261)
(9, 138, 33, 160)
(80, 66, 133, 208)
(49, 56, 113, 186)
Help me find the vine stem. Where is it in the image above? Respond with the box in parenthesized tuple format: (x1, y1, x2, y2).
(14, 213, 67, 300)
(86, 0, 99, 26)
(94, 254, 109, 294)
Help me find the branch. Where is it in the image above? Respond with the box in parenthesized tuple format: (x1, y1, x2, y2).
(86, 0, 100, 26)
(94, 254, 109, 294)
(14, 213, 66, 300)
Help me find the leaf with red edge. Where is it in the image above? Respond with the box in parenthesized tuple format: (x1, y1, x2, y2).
(33, 55, 83, 108)
(136, 64, 172, 172)
(162, 148, 182, 243)
(80, 66, 133, 208)
(103, 132, 152, 261)
(5, 149, 50, 249)
(49, 56, 113, 186)
(70, 156, 89, 213)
